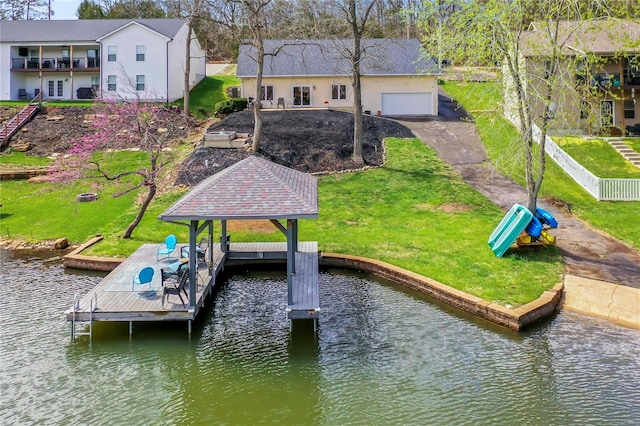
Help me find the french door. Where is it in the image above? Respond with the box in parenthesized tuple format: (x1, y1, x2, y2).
(47, 80, 65, 98)
(600, 100, 614, 127)
(293, 86, 311, 107)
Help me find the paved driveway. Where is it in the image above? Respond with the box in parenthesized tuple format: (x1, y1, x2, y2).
(394, 89, 640, 288)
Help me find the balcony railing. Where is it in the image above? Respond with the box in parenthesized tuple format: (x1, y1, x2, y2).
(11, 57, 100, 70)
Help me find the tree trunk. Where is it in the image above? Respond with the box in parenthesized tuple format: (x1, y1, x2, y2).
(352, 65, 364, 165)
(349, 2, 365, 166)
(251, 29, 265, 152)
(123, 183, 156, 239)
(183, 18, 192, 121)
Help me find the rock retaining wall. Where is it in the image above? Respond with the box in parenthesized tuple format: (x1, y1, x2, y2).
(320, 253, 563, 331)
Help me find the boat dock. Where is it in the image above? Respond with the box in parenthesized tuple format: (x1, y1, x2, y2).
(66, 241, 320, 334)
(67, 156, 321, 339)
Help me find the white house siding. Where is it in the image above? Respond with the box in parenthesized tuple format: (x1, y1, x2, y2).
(240, 75, 437, 115)
(167, 24, 206, 102)
(99, 23, 170, 101)
(0, 44, 13, 99)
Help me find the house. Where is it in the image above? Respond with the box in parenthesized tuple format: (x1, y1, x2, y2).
(236, 39, 440, 116)
(0, 19, 205, 102)
(506, 19, 640, 135)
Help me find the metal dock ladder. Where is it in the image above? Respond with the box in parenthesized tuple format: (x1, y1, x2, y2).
(71, 292, 97, 341)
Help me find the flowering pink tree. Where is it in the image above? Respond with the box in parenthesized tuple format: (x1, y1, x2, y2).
(52, 100, 183, 239)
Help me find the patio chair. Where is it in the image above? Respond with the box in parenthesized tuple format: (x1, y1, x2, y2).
(162, 266, 189, 308)
(156, 234, 177, 261)
(18, 89, 31, 100)
(132, 266, 156, 298)
(180, 237, 209, 262)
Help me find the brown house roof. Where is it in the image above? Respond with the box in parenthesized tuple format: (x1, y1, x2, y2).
(520, 18, 640, 57)
(159, 156, 318, 222)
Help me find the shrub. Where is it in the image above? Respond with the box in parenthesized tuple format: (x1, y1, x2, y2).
(214, 98, 248, 117)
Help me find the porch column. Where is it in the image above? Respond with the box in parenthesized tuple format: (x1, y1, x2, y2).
(188, 220, 198, 306)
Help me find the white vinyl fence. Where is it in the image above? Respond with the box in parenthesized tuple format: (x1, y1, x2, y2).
(527, 123, 640, 201)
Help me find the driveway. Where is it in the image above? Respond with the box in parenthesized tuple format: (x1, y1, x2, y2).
(394, 89, 640, 289)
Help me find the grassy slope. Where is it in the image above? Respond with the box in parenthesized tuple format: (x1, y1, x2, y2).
(442, 81, 640, 250)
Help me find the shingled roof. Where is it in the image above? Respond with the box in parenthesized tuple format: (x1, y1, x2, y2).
(520, 19, 640, 57)
(236, 38, 438, 77)
(159, 156, 318, 222)
(0, 18, 185, 43)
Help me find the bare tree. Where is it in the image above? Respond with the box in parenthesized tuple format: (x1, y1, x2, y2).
(337, 0, 378, 165)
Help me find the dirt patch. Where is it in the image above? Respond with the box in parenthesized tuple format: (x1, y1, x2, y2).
(3, 105, 195, 156)
(439, 202, 474, 213)
(176, 109, 414, 186)
(227, 220, 278, 234)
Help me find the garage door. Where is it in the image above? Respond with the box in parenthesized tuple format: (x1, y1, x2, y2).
(381, 92, 433, 116)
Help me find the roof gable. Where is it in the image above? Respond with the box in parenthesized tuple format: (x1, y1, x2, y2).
(237, 38, 438, 77)
(521, 19, 640, 57)
(0, 18, 185, 43)
(159, 156, 318, 221)
(96, 20, 172, 42)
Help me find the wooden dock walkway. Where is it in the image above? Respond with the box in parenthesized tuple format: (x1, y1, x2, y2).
(66, 241, 320, 334)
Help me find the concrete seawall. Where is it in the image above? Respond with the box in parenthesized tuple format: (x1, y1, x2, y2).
(63, 241, 637, 330)
(320, 253, 563, 331)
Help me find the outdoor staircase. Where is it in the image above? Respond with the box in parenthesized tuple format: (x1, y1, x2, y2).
(0, 103, 39, 150)
(609, 139, 640, 168)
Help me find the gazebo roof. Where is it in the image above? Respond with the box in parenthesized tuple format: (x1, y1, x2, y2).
(159, 156, 318, 221)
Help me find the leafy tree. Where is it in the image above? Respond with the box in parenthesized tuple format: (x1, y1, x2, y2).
(76, 0, 105, 19)
(419, 0, 633, 212)
(76, 0, 166, 19)
(51, 101, 182, 239)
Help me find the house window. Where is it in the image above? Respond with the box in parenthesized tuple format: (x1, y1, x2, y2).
(580, 100, 589, 120)
(57, 80, 64, 97)
(332, 84, 346, 100)
(601, 100, 614, 127)
(90, 76, 100, 91)
(87, 49, 99, 67)
(108, 46, 117, 62)
(136, 75, 145, 91)
(47, 80, 55, 97)
(260, 85, 274, 101)
(107, 75, 116, 91)
(624, 99, 636, 119)
(136, 45, 145, 62)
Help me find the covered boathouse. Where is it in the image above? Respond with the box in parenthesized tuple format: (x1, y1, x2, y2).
(66, 156, 320, 339)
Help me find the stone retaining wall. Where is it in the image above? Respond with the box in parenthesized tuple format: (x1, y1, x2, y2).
(62, 235, 125, 272)
(320, 253, 563, 331)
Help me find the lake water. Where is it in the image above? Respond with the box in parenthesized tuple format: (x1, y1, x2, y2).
(1, 249, 639, 425)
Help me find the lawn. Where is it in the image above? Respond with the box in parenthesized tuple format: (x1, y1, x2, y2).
(0, 137, 563, 307)
(555, 137, 640, 178)
(441, 81, 640, 250)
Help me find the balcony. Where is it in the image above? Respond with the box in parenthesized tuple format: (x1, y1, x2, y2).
(11, 57, 100, 72)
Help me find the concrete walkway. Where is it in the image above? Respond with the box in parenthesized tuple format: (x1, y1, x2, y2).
(394, 89, 640, 328)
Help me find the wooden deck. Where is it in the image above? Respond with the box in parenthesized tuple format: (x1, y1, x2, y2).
(65, 244, 226, 323)
(66, 241, 320, 328)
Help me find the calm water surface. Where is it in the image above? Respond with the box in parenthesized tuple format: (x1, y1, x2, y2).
(1, 249, 639, 425)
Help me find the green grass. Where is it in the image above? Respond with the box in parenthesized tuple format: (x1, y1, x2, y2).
(624, 138, 640, 152)
(0, 152, 52, 167)
(441, 81, 640, 250)
(555, 137, 640, 178)
(0, 138, 563, 307)
(175, 71, 241, 118)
